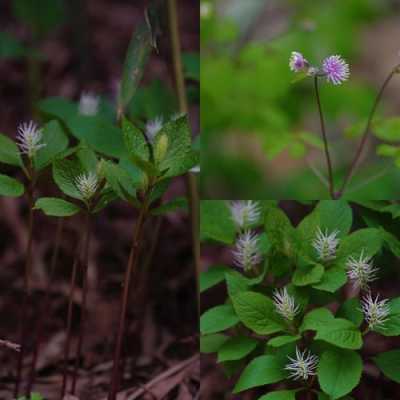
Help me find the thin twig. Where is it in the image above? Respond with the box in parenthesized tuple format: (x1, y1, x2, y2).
(314, 76, 335, 198)
(168, 0, 200, 313)
(338, 67, 398, 197)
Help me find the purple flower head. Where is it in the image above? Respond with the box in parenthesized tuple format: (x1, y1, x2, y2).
(322, 55, 350, 85)
(289, 51, 308, 72)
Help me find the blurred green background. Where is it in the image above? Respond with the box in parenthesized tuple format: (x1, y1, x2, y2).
(200, 0, 400, 199)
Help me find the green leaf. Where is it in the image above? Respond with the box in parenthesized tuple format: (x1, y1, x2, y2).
(373, 349, 400, 383)
(264, 206, 295, 256)
(299, 132, 324, 150)
(258, 390, 299, 400)
(12, 0, 65, 36)
(154, 115, 197, 178)
(0, 133, 23, 167)
(315, 318, 362, 350)
(118, 19, 154, 111)
(200, 304, 239, 335)
(0, 174, 24, 197)
(68, 114, 126, 158)
(52, 157, 85, 200)
(182, 52, 200, 81)
(373, 117, 400, 142)
(232, 291, 285, 335)
(102, 160, 136, 202)
(38, 96, 77, 122)
(300, 307, 335, 333)
(217, 335, 258, 362)
(312, 267, 347, 293)
(292, 262, 324, 287)
(200, 334, 229, 354)
(34, 120, 69, 170)
(318, 349, 362, 399)
(267, 335, 300, 348)
(200, 265, 231, 293)
(336, 298, 363, 327)
(225, 271, 250, 299)
(336, 228, 383, 264)
(0, 31, 27, 59)
(233, 355, 286, 393)
(374, 297, 400, 336)
(200, 200, 236, 244)
(150, 197, 188, 216)
(35, 197, 81, 217)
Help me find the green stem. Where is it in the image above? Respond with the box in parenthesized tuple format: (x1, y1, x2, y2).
(338, 66, 399, 197)
(71, 211, 92, 394)
(14, 173, 35, 398)
(168, 0, 200, 313)
(108, 196, 150, 400)
(314, 76, 335, 199)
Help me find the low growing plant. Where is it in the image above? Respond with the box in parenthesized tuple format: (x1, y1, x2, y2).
(200, 200, 400, 399)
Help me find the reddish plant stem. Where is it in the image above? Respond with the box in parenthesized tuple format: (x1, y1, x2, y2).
(108, 197, 150, 400)
(70, 211, 92, 395)
(314, 76, 335, 199)
(337, 67, 398, 197)
(60, 237, 84, 399)
(14, 179, 35, 398)
(26, 218, 65, 395)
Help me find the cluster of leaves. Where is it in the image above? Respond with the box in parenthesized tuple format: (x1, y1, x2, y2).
(200, 200, 400, 399)
(200, 0, 400, 198)
(17, 393, 43, 400)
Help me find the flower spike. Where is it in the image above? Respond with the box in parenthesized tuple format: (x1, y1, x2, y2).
(273, 287, 300, 321)
(346, 250, 378, 290)
(75, 172, 99, 201)
(232, 230, 261, 271)
(322, 55, 350, 85)
(285, 347, 319, 381)
(16, 121, 46, 159)
(145, 116, 164, 142)
(230, 201, 261, 230)
(312, 227, 340, 262)
(79, 92, 100, 116)
(361, 292, 390, 330)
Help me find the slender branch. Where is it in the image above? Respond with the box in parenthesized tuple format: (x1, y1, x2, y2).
(168, 0, 200, 312)
(71, 211, 92, 395)
(26, 218, 65, 395)
(314, 76, 335, 199)
(338, 67, 398, 197)
(60, 237, 84, 399)
(108, 197, 150, 400)
(14, 177, 35, 398)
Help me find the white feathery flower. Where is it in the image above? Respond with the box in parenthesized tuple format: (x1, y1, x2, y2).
(285, 347, 319, 381)
(190, 165, 200, 173)
(273, 287, 300, 321)
(75, 172, 98, 200)
(16, 121, 46, 158)
(361, 292, 390, 330)
(79, 91, 100, 116)
(232, 230, 261, 271)
(230, 201, 261, 230)
(145, 116, 164, 142)
(346, 250, 378, 290)
(312, 227, 340, 262)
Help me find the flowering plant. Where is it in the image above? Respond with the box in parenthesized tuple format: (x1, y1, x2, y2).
(200, 200, 400, 399)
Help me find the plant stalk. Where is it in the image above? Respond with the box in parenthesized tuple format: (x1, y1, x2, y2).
(71, 211, 92, 395)
(108, 198, 150, 400)
(60, 238, 84, 399)
(314, 76, 335, 199)
(168, 0, 200, 311)
(14, 178, 35, 397)
(338, 67, 398, 197)
(26, 218, 65, 395)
